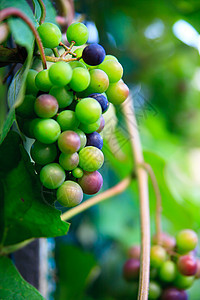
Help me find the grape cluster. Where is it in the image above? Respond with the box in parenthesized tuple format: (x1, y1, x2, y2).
(16, 22, 129, 207)
(123, 230, 200, 299)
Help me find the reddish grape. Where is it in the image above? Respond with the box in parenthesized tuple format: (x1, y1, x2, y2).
(96, 115, 105, 133)
(161, 288, 188, 300)
(34, 94, 58, 118)
(177, 255, 197, 276)
(78, 171, 103, 195)
(128, 245, 140, 260)
(123, 258, 140, 282)
(58, 131, 81, 154)
(152, 232, 176, 250)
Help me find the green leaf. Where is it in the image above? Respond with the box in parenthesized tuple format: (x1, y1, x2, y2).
(0, 131, 69, 247)
(0, 256, 44, 299)
(56, 245, 97, 300)
(0, 108, 15, 145)
(33, 0, 57, 24)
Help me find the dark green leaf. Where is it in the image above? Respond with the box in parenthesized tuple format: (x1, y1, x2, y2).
(0, 131, 69, 247)
(0, 256, 44, 299)
(0, 108, 15, 145)
(33, 0, 57, 24)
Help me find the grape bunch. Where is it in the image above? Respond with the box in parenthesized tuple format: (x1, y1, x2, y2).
(16, 22, 129, 207)
(123, 229, 200, 299)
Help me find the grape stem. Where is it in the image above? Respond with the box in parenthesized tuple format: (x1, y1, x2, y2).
(61, 176, 131, 221)
(0, 8, 47, 69)
(122, 96, 150, 300)
(36, 54, 80, 62)
(37, 0, 46, 24)
(59, 41, 77, 57)
(139, 162, 162, 245)
(52, 48, 60, 57)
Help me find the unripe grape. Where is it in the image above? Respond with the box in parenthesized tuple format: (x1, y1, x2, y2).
(85, 69, 109, 94)
(69, 67, 90, 92)
(106, 80, 129, 105)
(57, 110, 80, 131)
(128, 245, 140, 260)
(75, 97, 102, 124)
(72, 167, 83, 179)
(79, 146, 104, 172)
(37, 22, 62, 48)
(88, 93, 109, 113)
(26, 69, 38, 95)
(86, 132, 103, 150)
(34, 94, 58, 118)
(74, 129, 87, 150)
(57, 180, 83, 207)
(69, 61, 87, 69)
(159, 260, 177, 282)
(30, 141, 57, 165)
(176, 229, 198, 253)
(98, 59, 123, 83)
(96, 115, 105, 133)
(152, 232, 176, 250)
(49, 62, 72, 86)
(40, 163, 65, 189)
(58, 131, 81, 154)
(161, 288, 188, 300)
(59, 152, 79, 171)
(177, 255, 197, 276)
(148, 281, 161, 299)
(150, 245, 167, 268)
(78, 171, 103, 195)
(104, 54, 118, 62)
(66, 22, 89, 46)
(16, 95, 36, 118)
(33, 119, 61, 144)
(123, 258, 140, 282)
(49, 86, 73, 108)
(79, 119, 101, 134)
(35, 69, 53, 92)
(174, 273, 194, 289)
(82, 44, 106, 66)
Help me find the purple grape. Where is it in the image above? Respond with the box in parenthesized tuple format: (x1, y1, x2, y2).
(96, 115, 105, 133)
(86, 132, 103, 150)
(88, 93, 109, 113)
(123, 258, 140, 282)
(58, 131, 81, 154)
(161, 288, 188, 300)
(82, 44, 106, 66)
(78, 171, 103, 195)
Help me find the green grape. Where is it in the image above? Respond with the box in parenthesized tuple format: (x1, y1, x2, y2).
(159, 261, 177, 282)
(79, 118, 100, 134)
(148, 281, 161, 299)
(104, 55, 118, 62)
(176, 229, 198, 253)
(49, 86, 73, 108)
(150, 245, 167, 268)
(75, 97, 102, 124)
(37, 22, 62, 48)
(49, 62, 72, 86)
(66, 22, 89, 46)
(40, 163, 65, 189)
(79, 146, 104, 172)
(34, 94, 58, 118)
(85, 69, 109, 94)
(16, 95, 36, 118)
(35, 69, 53, 92)
(74, 47, 84, 58)
(72, 167, 83, 178)
(106, 80, 129, 105)
(174, 273, 194, 289)
(59, 152, 79, 171)
(19, 118, 40, 138)
(74, 129, 87, 150)
(57, 110, 80, 131)
(57, 180, 83, 207)
(30, 141, 57, 165)
(26, 69, 39, 95)
(58, 131, 81, 154)
(69, 61, 87, 69)
(98, 59, 123, 83)
(69, 67, 90, 92)
(33, 119, 61, 144)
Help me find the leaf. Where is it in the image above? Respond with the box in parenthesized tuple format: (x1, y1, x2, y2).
(0, 256, 44, 299)
(56, 245, 97, 300)
(33, 0, 57, 24)
(0, 131, 69, 247)
(0, 108, 15, 145)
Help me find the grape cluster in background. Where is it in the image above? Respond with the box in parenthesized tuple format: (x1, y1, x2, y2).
(16, 21, 129, 207)
(123, 229, 200, 299)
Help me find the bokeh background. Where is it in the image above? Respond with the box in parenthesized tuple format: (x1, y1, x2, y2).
(53, 1, 200, 299)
